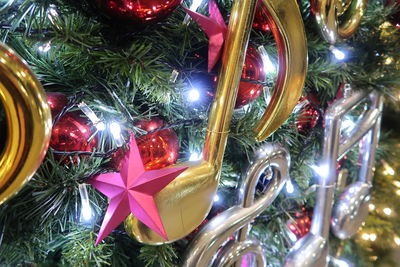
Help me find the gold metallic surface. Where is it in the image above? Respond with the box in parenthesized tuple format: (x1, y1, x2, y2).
(253, 0, 308, 141)
(125, 0, 308, 244)
(0, 43, 52, 205)
(314, 0, 368, 43)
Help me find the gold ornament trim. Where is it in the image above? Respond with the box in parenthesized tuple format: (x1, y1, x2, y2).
(125, 0, 307, 244)
(313, 0, 368, 44)
(0, 43, 52, 205)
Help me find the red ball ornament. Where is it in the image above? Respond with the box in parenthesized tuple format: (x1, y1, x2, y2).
(287, 207, 312, 239)
(46, 92, 69, 119)
(46, 93, 97, 153)
(136, 117, 179, 170)
(253, 0, 271, 32)
(295, 96, 319, 134)
(92, 0, 182, 26)
(385, 0, 400, 28)
(236, 46, 266, 108)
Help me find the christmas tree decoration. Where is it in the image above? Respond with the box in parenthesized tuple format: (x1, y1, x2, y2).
(49, 110, 98, 153)
(89, 135, 187, 245)
(183, 0, 227, 72)
(385, 0, 400, 28)
(235, 46, 266, 108)
(91, 0, 182, 26)
(295, 96, 319, 133)
(311, 0, 368, 43)
(253, 0, 271, 32)
(183, 143, 290, 266)
(135, 117, 179, 170)
(125, 0, 307, 245)
(46, 92, 68, 119)
(287, 207, 312, 239)
(207, 46, 267, 108)
(285, 91, 383, 267)
(0, 43, 52, 205)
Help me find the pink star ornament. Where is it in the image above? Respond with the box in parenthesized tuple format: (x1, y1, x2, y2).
(183, 0, 227, 72)
(89, 135, 187, 245)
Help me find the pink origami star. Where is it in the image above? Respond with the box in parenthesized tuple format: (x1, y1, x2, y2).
(89, 135, 187, 245)
(183, 0, 227, 72)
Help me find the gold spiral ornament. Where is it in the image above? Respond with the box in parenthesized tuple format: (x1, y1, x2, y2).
(313, 0, 368, 44)
(0, 42, 52, 205)
(125, 0, 307, 244)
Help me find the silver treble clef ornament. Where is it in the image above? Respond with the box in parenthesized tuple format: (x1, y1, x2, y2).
(182, 143, 291, 267)
(285, 89, 383, 267)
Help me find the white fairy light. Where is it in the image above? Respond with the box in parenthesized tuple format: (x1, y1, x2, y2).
(330, 257, 352, 267)
(383, 207, 392, 216)
(286, 180, 295, 194)
(368, 203, 375, 211)
(188, 88, 201, 102)
(213, 194, 220, 203)
(287, 231, 297, 242)
(189, 151, 202, 161)
(369, 233, 377, 241)
(361, 233, 370, 240)
(394, 236, 400, 246)
(258, 45, 276, 74)
(77, 102, 105, 131)
(38, 41, 51, 53)
(79, 184, 94, 224)
(109, 121, 124, 147)
(331, 47, 346, 60)
(310, 164, 330, 181)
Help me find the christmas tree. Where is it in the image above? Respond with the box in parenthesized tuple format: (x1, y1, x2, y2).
(0, 0, 399, 266)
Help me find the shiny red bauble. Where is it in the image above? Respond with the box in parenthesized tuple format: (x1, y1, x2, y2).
(385, 0, 400, 28)
(92, 0, 182, 25)
(46, 93, 97, 152)
(46, 92, 69, 119)
(287, 207, 312, 239)
(253, 0, 271, 32)
(136, 117, 179, 170)
(236, 46, 266, 108)
(295, 96, 319, 134)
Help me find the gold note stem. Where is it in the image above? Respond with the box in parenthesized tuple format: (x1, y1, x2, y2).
(125, 0, 259, 244)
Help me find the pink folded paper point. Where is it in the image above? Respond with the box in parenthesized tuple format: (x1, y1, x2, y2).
(183, 0, 227, 72)
(89, 134, 187, 245)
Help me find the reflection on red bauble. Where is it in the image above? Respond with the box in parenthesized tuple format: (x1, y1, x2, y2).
(236, 46, 266, 108)
(295, 96, 319, 134)
(253, 0, 270, 32)
(92, 0, 182, 25)
(46, 92, 68, 119)
(136, 117, 179, 170)
(385, 0, 400, 28)
(50, 111, 97, 152)
(287, 207, 312, 239)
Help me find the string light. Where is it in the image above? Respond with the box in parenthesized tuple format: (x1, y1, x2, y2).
(396, 190, 400, 196)
(394, 236, 400, 246)
(109, 121, 124, 147)
(79, 184, 94, 224)
(37, 41, 51, 53)
(331, 47, 346, 60)
(361, 233, 377, 242)
(330, 257, 352, 267)
(310, 164, 330, 181)
(383, 207, 392, 216)
(213, 194, 220, 203)
(381, 160, 395, 176)
(189, 151, 202, 161)
(287, 230, 298, 242)
(285, 180, 295, 194)
(258, 46, 276, 74)
(393, 181, 400, 188)
(188, 88, 201, 102)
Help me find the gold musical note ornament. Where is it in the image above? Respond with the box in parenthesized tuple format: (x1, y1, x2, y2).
(124, 0, 307, 245)
(0, 43, 52, 205)
(312, 0, 368, 43)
